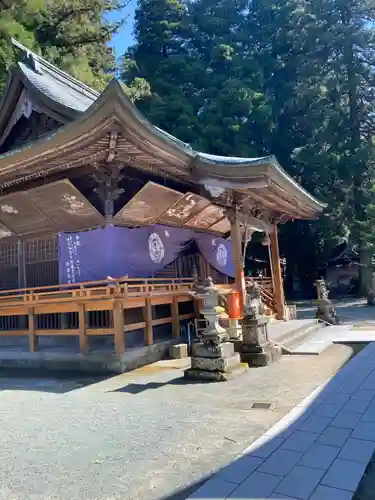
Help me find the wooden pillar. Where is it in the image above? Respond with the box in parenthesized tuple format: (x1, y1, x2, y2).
(269, 224, 286, 320)
(143, 297, 153, 345)
(229, 210, 246, 313)
(113, 299, 125, 355)
(171, 295, 180, 338)
(78, 303, 89, 355)
(28, 308, 37, 353)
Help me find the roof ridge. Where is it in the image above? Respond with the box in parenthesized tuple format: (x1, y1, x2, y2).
(12, 38, 99, 100)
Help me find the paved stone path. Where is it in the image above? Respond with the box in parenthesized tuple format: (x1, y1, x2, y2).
(0, 301, 373, 500)
(187, 341, 375, 500)
(283, 323, 375, 354)
(0, 345, 353, 500)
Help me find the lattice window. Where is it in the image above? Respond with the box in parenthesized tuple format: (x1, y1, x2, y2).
(0, 243, 17, 266)
(25, 236, 58, 263)
(24, 235, 59, 287)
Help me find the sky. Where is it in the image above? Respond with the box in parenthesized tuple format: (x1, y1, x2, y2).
(108, 4, 137, 57)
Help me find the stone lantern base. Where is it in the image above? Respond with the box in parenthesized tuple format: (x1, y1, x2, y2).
(240, 315, 282, 367)
(184, 341, 246, 382)
(240, 343, 282, 367)
(227, 318, 243, 340)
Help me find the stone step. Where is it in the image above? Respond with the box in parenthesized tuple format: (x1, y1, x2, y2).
(282, 323, 326, 354)
(269, 319, 326, 355)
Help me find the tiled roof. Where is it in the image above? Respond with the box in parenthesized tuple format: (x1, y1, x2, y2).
(19, 62, 95, 112)
(10, 40, 275, 165)
(0, 39, 325, 214)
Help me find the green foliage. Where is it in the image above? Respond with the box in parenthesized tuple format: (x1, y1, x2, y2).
(121, 0, 200, 141)
(3, 0, 375, 295)
(123, 0, 375, 295)
(0, 0, 150, 98)
(0, 0, 140, 93)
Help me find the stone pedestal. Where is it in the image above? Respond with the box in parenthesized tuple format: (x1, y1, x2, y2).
(240, 342, 282, 366)
(185, 277, 246, 382)
(225, 317, 243, 354)
(239, 315, 281, 367)
(228, 319, 243, 340)
(185, 342, 246, 381)
(169, 343, 188, 359)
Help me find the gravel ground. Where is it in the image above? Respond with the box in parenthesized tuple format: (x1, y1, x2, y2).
(0, 342, 356, 500)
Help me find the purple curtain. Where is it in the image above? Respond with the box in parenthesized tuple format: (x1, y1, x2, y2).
(194, 233, 234, 278)
(58, 225, 195, 283)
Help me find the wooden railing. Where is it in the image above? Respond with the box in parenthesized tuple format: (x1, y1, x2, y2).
(0, 277, 194, 304)
(250, 277, 273, 293)
(247, 277, 276, 312)
(217, 278, 276, 315)
(0, 278, 196, 356)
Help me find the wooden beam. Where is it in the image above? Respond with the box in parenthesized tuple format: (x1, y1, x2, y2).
(107, 131, 118, 162)
(113, 299, 125, 355)
(268, 184, 313, 218)
(245, 190, 302, 220)
(143, 297, 153, 345)
(269, 224, 286, 320)
(229, 209, 245, 313)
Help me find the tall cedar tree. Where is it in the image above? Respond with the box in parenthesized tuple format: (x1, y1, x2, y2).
(246, 0, 351, 294)
(0, 0, 150, 100)
(124, 0, 375, 296)
(302, 0, 375, 294)
(122, 0, 199, 142)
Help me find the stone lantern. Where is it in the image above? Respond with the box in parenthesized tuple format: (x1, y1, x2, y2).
(198, 277, 228, 344)
(185, 277, 245, 381)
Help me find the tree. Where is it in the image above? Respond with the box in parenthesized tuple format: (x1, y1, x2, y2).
(241, 0, 375, 295)
(183, 0, 266, 156)
(304, 0, 375, 294)
(0, 0, 150, 97)
(32, 0, 124, 89)
(123, 0, 375, 296)
(121, 0, 199, 142)
(0, 0, 43, 89)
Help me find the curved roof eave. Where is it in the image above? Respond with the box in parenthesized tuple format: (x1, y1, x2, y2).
(193, 152, 326, 213)
(0, 79, 195, 173)
(18, 62, 94, 120)
(0, 66, 25, 139)
(0, 39, 326, 216)
(270, 156, 327, 211)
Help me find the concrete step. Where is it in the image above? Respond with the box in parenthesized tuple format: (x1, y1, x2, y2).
(269, 319, 326, 355)
(282, 323, 326, 354)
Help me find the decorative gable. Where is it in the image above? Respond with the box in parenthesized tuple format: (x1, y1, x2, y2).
(0, 111, 61, 154)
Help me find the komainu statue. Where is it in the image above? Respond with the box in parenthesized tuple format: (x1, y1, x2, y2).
(315, 279, 339, 325)
(244, 280, 265, 318)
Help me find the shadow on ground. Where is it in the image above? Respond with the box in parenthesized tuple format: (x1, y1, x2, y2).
(0, 370, 109, 393)
(111, 377, 210, 394)
(157, 341, 375, 500)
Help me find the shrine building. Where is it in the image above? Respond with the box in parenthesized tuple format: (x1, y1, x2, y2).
(0, 39, 325, 361)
